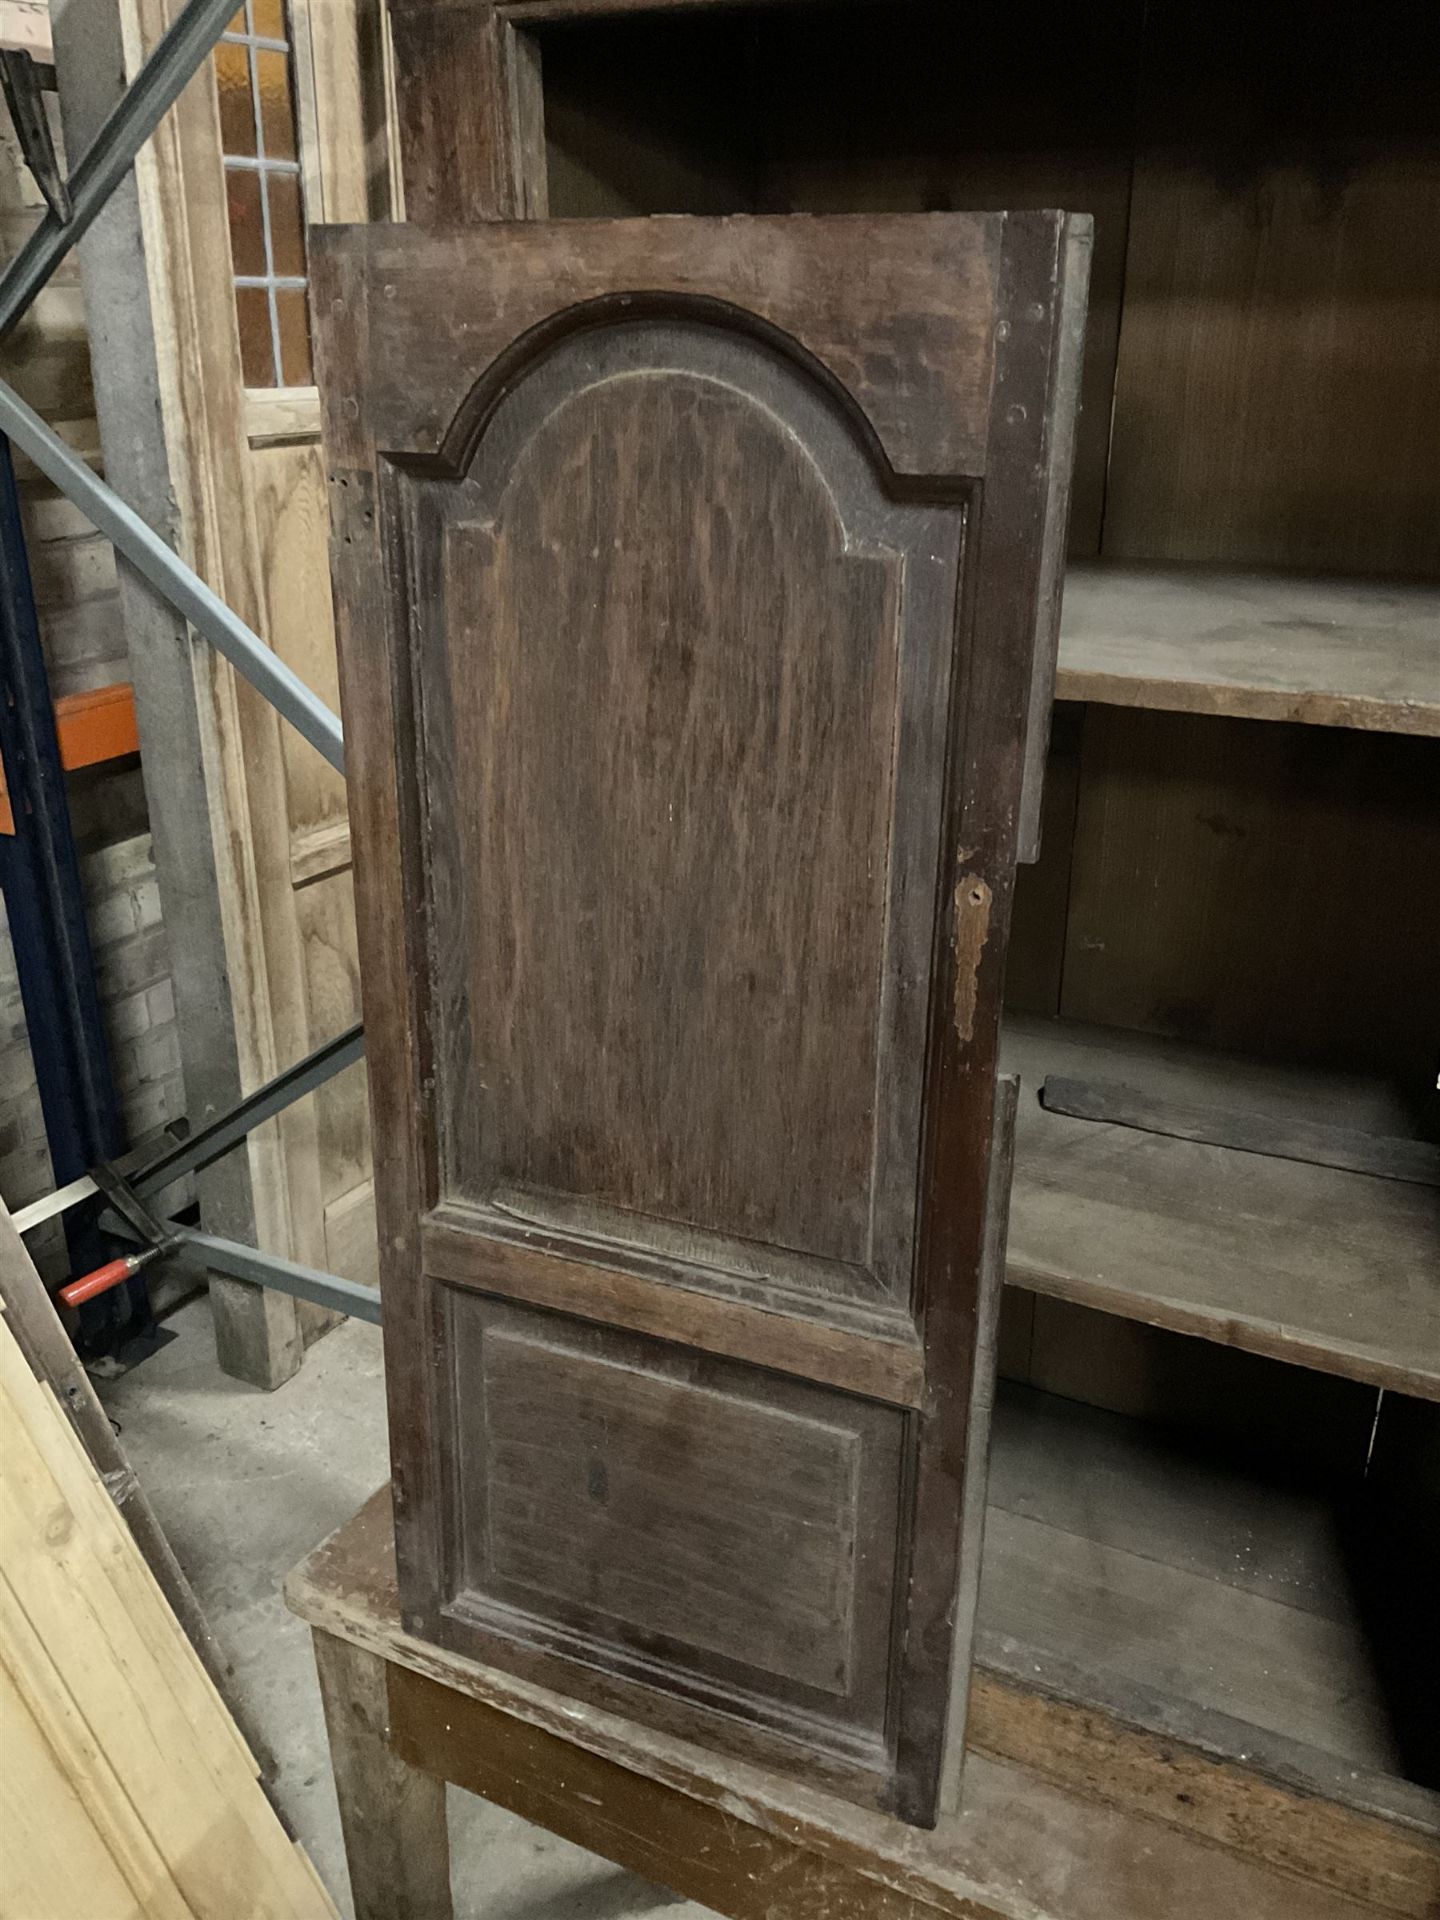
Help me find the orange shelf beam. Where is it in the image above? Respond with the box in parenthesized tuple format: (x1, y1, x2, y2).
(0, 681, 140, 835)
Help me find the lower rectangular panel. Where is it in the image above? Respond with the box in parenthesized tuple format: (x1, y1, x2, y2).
(435, 1284, 908, 1802)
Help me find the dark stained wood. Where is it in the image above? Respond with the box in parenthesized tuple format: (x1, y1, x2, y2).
(289, 1489, 1411, 1920)
(938, 1074, 1017, 1814)
(388, 3, 546, 222)
(316, 213, 1002, 479)
(309, 232, 448, 1655)
(442, 1298, 905, 1780)
(420, 324, 950, 1283)
(366, 10, 1440, 1887)
(314, 209, 1083, 1826)
(1057, 709, 1440, 1075)
(1017, 214, 1090, 861)
(391, 1658, 943, 1920)
(311, 1629, 453, 1920)
(423, 1205, 927, 1406)
(1102, 1, 1440, 579)
(887, 206, 1083, 1827)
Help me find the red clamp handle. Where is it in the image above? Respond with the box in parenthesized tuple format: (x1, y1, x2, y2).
(59, 1255, 139, 1309)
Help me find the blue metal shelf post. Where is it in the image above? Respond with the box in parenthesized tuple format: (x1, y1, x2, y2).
(0, 432, 139, 1349)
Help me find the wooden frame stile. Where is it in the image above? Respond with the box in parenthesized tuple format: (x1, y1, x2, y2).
(130, 0, 340, 1376)
(309, 232, 442, 1623)
(58, 0, 401, 1385)
(52, 0, 316, 1384)
(894, 213, 1091, 1816)
(313, 203, 1089, 1824)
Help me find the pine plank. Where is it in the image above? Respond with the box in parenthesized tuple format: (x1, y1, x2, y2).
(0, 1280, 338, 1919)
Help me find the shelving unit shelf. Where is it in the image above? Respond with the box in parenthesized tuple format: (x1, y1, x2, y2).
(1057, 564, 1440, 736)
(1002, 1016, 1440, 1399)
(975, 1382, 1440, 1841)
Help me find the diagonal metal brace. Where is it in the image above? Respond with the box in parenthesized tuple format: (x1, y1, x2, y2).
(175, 1229, 381, 1324)
(133, 1022, 365, 1205)
(0, 376, 346, 773)
(0, 0, 239, 334)
(11, 1023, 365, 1234)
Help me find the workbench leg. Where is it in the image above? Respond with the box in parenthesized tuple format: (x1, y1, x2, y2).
(312, 1629, 454, 1920)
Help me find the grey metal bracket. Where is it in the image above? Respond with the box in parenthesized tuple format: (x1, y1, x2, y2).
(0, 0, 240, 334)
(0, 50, 70, 223)
(13, 1021, 366, 1232)
(176, 1229, 381, 1325)
(0, 377, 345, 774)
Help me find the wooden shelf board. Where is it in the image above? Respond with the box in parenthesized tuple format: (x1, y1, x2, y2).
(1057, 563, 1440, 735)
(975, 1383, 1440, 1840)
(1002, 1015, 1440, 1398)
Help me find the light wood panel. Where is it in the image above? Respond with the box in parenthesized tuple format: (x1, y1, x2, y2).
(0, 1238, 336, 1918)
(251, 441, 373, 1294)
(62, 0, 392, 1385)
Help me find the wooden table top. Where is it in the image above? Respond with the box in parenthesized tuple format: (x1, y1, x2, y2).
(286, 1489, 1379, 1920)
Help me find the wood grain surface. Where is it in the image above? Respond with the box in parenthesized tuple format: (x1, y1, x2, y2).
(289, 1488, 1414, 1920)
(1058, 563, 1440, 734)
(1003, 1017, 1440, 1397)
(314, 209, 1084, 1823)
(316, 213, 1002, 478)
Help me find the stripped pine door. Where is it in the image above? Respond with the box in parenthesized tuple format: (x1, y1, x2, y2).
(314, 211, 1088, 1825)
(59, 0, 397, 1387)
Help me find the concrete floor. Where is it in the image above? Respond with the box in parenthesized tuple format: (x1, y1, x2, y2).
(97, 1293, 712, 1920)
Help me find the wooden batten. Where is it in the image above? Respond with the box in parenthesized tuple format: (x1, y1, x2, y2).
(0, 1206, 337, 1919)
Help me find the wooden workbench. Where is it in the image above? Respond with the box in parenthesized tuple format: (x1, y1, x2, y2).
(285, 1490, 1384, 1920)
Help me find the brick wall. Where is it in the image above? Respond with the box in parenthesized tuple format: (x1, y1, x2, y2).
(0, 96, 187, 1270)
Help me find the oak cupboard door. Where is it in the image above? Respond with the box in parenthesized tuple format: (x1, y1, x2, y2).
(312, 211, 1089, 1826)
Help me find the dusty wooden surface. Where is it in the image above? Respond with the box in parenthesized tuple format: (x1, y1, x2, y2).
(288, 1490, 1409, 1920)
(1057, 565, 1440, 736)
(1002, 1016, 1440, 1397)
